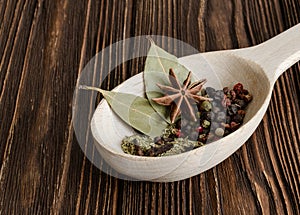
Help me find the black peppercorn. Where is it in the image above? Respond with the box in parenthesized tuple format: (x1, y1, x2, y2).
(206, 87, 216, 96)
(216, 112, 226, 122)
(213, 106, 221, 113)
(215, 90, 225, 99)
(190, 131, 199, 140)
(234, 99, 247, 109)
(202, 128, 210, 134)
(211, 122, 219, 129)
(211, 101, 220, 108)
(227, 104, 238, 115)
(226, 116, 231, 124)
(232, 114, 244, 123)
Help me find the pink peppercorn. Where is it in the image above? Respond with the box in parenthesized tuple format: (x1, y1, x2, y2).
(233, 83, 243, 94)
(197, 126, 203, 133)
(176, 129, 182, 137)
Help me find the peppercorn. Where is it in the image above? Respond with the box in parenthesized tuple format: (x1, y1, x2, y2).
(223, 87, 230, 94)
(243, 89, 249, 95)
(176, 129, 182, 137)
(198, 134, 207, 142)
(234, 99, 247, 109)
(190, 131, 199, 140)
(227, 104, 238, 115)
(202, 119, 211, 128)
(233, 83, 243, 94)
(202, 128, 210, 134)
(202, 111, 212, 121)
(206, 87, 216, 96)
(230, 121, 240, 131)
(242, 94, 253, 103)
(200, 100, 212, 111)
(232, 114, 244, 123)
(212, 106, 221, 113)
(226, 116, 231, 124)
(238, 110, 246, 116)
(211, 101, 220, 108)
(216, 112, 227, 122)
(224, 130, 230, 136)
(197, 126, 204, 133)
(222, 96, 231, 107)
(207, 133, 216, 142)
(215, 128, 225, 137)
(215, 90, 225, 99)
(211, 122, 219, 129)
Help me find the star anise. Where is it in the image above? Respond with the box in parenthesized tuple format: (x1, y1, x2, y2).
(152, 68, 211, 123)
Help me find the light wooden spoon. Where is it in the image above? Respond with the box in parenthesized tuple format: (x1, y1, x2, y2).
(91, 24, 300, 182)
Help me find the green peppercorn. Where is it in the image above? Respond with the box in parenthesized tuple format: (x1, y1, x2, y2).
(201, 101, 212, 111)
(202, 119, 211, 128)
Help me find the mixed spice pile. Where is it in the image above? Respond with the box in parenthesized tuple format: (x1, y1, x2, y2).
(122, 69, 252, 157)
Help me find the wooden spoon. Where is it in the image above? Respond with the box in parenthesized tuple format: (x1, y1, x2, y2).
(91, 24, 300, 182)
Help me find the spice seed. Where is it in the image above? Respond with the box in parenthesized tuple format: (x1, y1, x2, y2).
(121, 82, 252, 157)
(215, 128, 225, 137)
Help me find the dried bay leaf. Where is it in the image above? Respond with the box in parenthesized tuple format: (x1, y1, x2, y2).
(80, 85, 168, 137)
(144, 39, 192, 122)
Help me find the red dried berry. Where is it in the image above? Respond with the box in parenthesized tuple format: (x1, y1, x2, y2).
(197, 126, 203, 133)
(233, 83, 243, 94)
(176, 129, 182, 137)
(230, 121, 240, 130)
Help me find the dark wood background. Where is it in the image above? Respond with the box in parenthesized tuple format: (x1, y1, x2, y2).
(0, 0, 299, 214)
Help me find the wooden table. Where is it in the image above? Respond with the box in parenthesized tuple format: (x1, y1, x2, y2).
(1, 0, 299, 214)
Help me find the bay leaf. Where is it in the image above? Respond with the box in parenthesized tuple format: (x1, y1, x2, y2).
(80, 85, 168, 137)
(144, 39, 192, 122)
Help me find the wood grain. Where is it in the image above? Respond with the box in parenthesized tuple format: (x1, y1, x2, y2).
(0, 0, 299, 214)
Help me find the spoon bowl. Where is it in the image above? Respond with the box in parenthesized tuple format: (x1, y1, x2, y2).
(91, 24, 300, 181)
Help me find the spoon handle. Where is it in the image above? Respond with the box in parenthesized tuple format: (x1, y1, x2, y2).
(233, 23, 300, 84)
